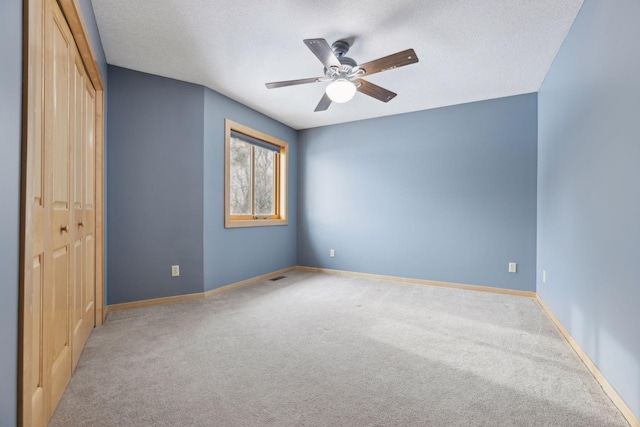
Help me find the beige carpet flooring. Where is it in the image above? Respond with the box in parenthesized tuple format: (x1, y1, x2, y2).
(50, 271, 628, 426)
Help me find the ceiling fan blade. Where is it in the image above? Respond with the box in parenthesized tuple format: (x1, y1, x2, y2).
(314, 92, 332, 112)
(355, 79, 397, 102)
(356, 49, 418, 77)
(304, 38, 342, 70)
(265, 77, 325, 89)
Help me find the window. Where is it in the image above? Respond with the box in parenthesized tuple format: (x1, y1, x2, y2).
(225, 119, 288, 228)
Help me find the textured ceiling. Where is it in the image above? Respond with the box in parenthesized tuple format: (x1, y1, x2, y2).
(92, 0, 583, 130)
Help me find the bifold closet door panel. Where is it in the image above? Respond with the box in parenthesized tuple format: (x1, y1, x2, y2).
(71, 58, 97, 371)
(25, 0, 47, 423)
(46, 2, 74, 413)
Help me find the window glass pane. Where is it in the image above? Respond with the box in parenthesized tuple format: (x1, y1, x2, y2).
(230, 138, 252, 215)
(254, 145, 275, 216)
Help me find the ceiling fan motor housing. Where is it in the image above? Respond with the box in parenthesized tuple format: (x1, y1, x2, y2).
(338, 56, 357, 69)
(320, 40, 358, 79)
(331, 40, 350, 57)
(324, 56, 358, 79)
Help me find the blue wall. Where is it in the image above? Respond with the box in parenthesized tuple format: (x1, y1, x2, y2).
(106, 68, 298, 302)
(107, 66, 204, 304)
(203, 89, 298, 291)
(537, 0, 640, 419)
(298, 94, 538, 292)
(0, 1, 22, 423)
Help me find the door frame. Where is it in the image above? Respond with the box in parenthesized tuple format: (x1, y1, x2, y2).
(19, 0, 105, 424)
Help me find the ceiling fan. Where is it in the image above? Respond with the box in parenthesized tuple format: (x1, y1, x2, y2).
(265, 39, 419, 112)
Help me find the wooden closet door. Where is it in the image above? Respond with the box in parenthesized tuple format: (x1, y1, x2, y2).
(71, 46, 86, 370)
(25, 1, 47, 423)
(70, 60, 96, 370)
(46, 1, 74, 414)
(83, 79, 97, 332)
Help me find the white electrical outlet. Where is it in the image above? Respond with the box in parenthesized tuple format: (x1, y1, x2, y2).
(171, 265, 180, 277)
(330, 249, 335, 258)
(508, 262, 517, 273)
(543, 270, 546, 283)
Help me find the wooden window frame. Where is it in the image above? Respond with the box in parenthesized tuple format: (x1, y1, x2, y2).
(224, 119, 288, 228)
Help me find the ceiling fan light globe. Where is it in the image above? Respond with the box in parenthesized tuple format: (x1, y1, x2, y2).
(326, 79, 357, 103)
